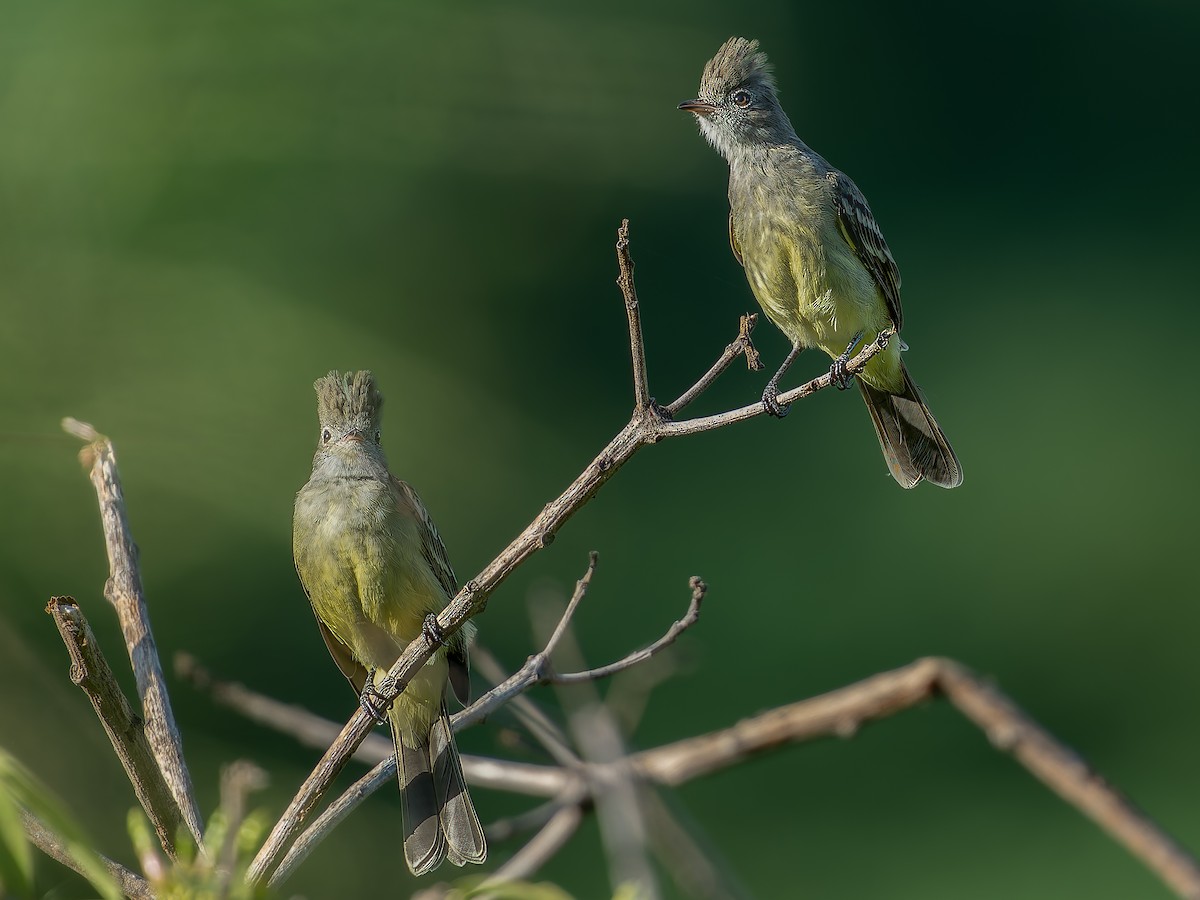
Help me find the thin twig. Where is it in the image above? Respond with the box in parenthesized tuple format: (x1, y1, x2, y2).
(478, 797, 586, 888)
(551, 576, 705, 684)
(616, 220, 651, 411)
(465, 552, 599, 766)
(663, 313, 761, 418)
(640, 790, 749, 900)
(46, 597, 182, 857)
(20, 809, 154, 900)
(61, 418, 204, 844)
(657, 327, 894, 438)
(485, 796, 573, 844)
(469, 646, 580, 766)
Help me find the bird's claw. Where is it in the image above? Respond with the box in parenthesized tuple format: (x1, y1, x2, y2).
(358, 675, 390, 724)
(762, 382, 791, 418)
(422, 613, 446, 647)
(830, 358, 854, 391)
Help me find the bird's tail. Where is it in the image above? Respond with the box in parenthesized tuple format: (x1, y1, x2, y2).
(857, 362, 962, 489)
(393, 702, 487, 876)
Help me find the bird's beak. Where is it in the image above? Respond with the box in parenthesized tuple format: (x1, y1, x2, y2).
(678, 98, 717, 117)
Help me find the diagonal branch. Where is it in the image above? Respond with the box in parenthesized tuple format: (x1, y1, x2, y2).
(551, 576, 705, 685)
(46, 597, 183, 857)
(20, 809, 153, 900)
(60, 418, 204, 844)
(628, 657, 1200, 900)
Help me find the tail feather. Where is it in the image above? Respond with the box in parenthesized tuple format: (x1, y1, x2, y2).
(393, 717, 447, 876)
(857, 363, 962, 489)
(431, 702, 487, 866)
(392, 703, 487, 876)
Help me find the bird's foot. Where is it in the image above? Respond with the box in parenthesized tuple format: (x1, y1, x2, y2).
(830, 330, 864, 390)
(762, 381, 791, 418)
(422, 613, 446, 647)
(358, 670, 390, 723)
(829, 357, 854, 391)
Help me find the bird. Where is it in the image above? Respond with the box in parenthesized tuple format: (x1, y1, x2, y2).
(292, 370, 486, 875)
(680, 37, 962, 489)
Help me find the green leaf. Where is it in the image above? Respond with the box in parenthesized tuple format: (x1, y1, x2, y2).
(0, 748, 123, 900)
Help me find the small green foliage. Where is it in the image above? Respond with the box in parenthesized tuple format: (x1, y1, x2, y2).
(129, 805, 275, 900)
(0, 747, 123, 900)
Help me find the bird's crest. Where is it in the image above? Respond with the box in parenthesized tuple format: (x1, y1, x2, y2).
(314, 370, 383, 433)
(701, 37, 776, 97)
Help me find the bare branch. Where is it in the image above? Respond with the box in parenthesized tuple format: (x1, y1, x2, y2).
(469, 646, 579, 767)
(478, 797, 585, 888)
(46, 597, 183, 857)
(551, 576, 705, 685)
(657, 327, 894, 438)
(60, 418, 204, 843)
(20, 809, 154, 900)
(640, 790, 749, 900)
(533, 594, 658, 899)
(175, 653, 394, 767)
(616, 219, 651, 411)
(663, 313, 762, 418)
(629, 657, 1200, 900)
(485, 797, 573, 845)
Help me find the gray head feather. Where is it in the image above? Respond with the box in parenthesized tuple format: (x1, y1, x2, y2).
(682, 37, 797, 161)
(700, 37, 776, 99)
(314, 370, 383, 436)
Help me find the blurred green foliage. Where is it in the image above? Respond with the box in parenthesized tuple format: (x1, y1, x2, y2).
(1, 1, 1198, 897)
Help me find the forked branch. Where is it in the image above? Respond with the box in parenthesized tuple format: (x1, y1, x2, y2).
(245, 219, 888, 883)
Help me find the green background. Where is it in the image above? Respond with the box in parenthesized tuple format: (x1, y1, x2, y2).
(2, 1, 1197, 897)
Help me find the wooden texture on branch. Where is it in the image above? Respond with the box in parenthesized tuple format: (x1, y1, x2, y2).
(45, 597, 183, 856)
(61, 418, 205, 844)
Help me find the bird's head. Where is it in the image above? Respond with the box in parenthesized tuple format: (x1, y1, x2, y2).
(311, 369, 388, 474)
(678, 37, 794, 162)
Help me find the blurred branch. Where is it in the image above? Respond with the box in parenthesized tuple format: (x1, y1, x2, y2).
(479, 799, 585, 887)
(533, 589, 658, 899)
(60, 418, 205, 844)
(20, 809, 153, 900)
(45, 597, 182, 857)
(210, 642, 1200, 898)
(639, 790, 749, 900)
(628, 658, 1200, 900)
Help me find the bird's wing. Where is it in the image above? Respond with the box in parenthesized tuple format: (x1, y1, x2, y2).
(728, 210, 744, 267)
(299, 579, 370, 694)
(395, 478, 458, 598)
(394, 478, 472, 705)
(827, 170, 903, 332)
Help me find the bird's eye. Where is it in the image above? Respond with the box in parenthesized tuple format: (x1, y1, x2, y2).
(374, 431, 381, 444)
(731, 89, 752, 108)
(321, 428, 332, 444)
